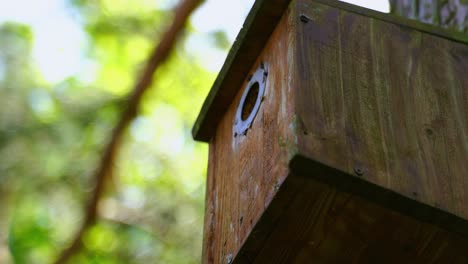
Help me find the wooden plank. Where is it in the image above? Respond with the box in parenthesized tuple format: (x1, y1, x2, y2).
(203, 9, 297, 263)
(290, 155, 468, 238)
(296, 1, 468, 223)
(200, 0, 468, 261)
(192, 0, 291, 142)
(313, 0, 468, 44)
(235, 169, 468, 263)
(202, 137, 217, 263)
(192, 0, 468, 143)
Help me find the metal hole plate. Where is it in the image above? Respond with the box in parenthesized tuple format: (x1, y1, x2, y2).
(234, 64, 267, 136)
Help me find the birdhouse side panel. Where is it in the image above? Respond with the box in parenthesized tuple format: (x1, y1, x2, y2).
(295, 1, 468, 222)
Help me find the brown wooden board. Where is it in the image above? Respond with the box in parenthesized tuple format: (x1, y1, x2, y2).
(192, 0, 291, 142)
(202, 9, 298, 263)
(198, 0, 468, 262)
(235, 170, 468, 263)
(192, 0, 468, 143)
(295, 0, 468, 224)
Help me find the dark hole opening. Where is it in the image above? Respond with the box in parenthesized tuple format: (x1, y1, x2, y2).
(241, 82, 259, 121)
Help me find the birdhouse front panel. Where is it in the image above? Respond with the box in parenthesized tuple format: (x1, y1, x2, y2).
(202, 8, 297, 264)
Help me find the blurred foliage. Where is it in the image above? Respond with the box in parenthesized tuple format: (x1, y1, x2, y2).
(0, 0, 225, 263)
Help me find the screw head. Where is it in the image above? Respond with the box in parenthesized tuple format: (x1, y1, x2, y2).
(354, 167, 364, 176)
(300, 14, 310, 23)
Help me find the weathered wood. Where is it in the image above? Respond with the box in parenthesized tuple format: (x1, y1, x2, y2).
(203, 9, 297, 263)
(313, 0, 468, 44)
(289, 155, 468, 238)
(196, 0, 468, 262)
(193, 0, 468, 143)
(192, 0, 291, 142)
(235, 171, 468, 263)
(296, 0, 468, 222)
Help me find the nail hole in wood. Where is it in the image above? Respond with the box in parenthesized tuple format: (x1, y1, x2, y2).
(425, 128, 433, 136)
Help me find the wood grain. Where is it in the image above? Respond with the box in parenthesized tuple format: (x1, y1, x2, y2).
(235, 172, 468, 263)
(192, 0, 291, 142)
(202, 8, 297, 263)
(296, 0, 468, 223)
(193, 0, 468, 143)
(200, 0, 468, 262)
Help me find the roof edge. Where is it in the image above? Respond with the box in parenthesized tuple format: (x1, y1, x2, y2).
(192, 0, 292, 142)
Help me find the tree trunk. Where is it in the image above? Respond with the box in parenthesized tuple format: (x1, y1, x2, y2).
(390, 0, 468, 33)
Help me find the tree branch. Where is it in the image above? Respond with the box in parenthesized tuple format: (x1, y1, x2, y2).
(53, 0, 203, 263)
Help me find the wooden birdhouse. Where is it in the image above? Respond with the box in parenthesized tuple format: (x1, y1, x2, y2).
(192, 0, 468, 263)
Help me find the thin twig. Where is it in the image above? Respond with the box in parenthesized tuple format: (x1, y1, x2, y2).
(53, 0, 203, 263)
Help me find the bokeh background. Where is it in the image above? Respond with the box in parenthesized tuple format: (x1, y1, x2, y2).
(0, 1, 256, 262)
(0, 0, 421, 263)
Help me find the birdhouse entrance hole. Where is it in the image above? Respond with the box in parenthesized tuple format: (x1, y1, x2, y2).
(241, 82, 259, 121)
(234, 65, 267, 136)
